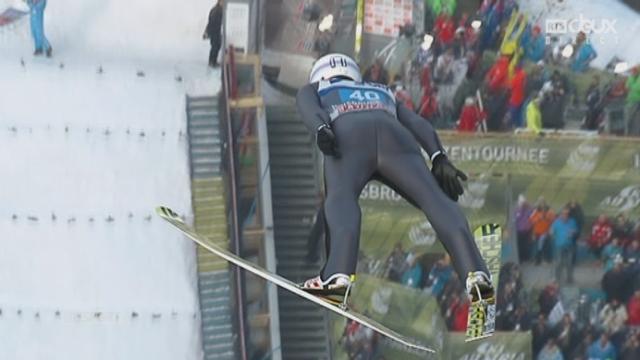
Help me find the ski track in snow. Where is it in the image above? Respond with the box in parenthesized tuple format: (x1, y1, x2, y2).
(0, 0, 221, 359)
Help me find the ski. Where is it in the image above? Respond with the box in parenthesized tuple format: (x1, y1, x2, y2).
(466, 223, 502, 342)
(155, 206, 436, 354)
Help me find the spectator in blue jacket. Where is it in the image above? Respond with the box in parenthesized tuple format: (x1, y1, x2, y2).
(426, 255, 453, 297)
(551, 207, 577, 283)
(27, 0, 52, 57)
(587, 333, 617, 360)
(602, 238, 624, 272)
(624, 239, 640, 264)
(524, 25, 546, 63)
(402, 256, 423, 289)
(537, 337, 564, 360)
(479, 1, 502, 53)
(571, 32, 597, 73)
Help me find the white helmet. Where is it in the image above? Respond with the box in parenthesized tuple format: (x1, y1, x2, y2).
(309, 53, 362, 83)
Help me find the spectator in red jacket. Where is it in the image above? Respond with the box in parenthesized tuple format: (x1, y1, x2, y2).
(628, 290, 640, 326)
(485, 55, 511, 95)
(457, 96, 487, 132)
(418, 86, 439, 120)
(590, 214, 613, 257)
(453, 300, 469, 331)
(464, 19, 481, 50)
(420, 65, 433, 93)
(446, 292, 470, 332)
(508, 64, 527, 128)
(391, 77, 414, 110)
(538, 281, 560, 316)
(434, 13, 455, 48)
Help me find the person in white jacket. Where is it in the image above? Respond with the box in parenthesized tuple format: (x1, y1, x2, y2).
(599, 298, 628, 335)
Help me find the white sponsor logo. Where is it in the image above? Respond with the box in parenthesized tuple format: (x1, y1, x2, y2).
(600, 185, 640, 213)
(409, 220, 437, 246)
(361, 180, 487, 209)
(545, 15, 620, 46)
(459, 342, 526, 360)
(566, 143, 599, 173)
(383, 337, 433, 356)
(459, 179, 490, 209)
(371, 287, 392, 315)
(444, 146, 550, 164)
(359, 183, 403, 201)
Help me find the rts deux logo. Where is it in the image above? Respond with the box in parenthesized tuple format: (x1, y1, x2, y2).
(546, 15, 617, 35)
(545, 15, 620, 45)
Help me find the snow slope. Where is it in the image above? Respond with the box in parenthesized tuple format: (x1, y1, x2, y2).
(0, 0, 221, 359)
(518, 0, 640, 68)
(1, 0, 216, 63)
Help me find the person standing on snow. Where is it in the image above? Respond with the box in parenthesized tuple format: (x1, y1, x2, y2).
(295, 53, 494, 306)
(203, 0, 224, 67)
(27, 0, 52, 57)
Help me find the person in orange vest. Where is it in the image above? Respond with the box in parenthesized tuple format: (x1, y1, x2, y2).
(529, 199, 556, 264)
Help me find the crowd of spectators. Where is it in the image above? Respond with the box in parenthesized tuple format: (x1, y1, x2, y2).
(515, 196, 584, 283)
(359, 0, 640, 136)
(339, 195, 640, 359)
(529, 265, 640, 360)
(429, 257, 640, 359)
(515, 195, 640, 279)
(334, 1, 640, 356)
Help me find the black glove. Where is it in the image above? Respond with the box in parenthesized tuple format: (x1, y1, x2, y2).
(316, 124, 340, 158)
(431, 154, 467, 202)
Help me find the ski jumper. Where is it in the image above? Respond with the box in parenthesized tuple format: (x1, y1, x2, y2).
(296, 79, 489, 282)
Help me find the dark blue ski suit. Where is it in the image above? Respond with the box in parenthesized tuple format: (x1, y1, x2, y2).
(296, 78, 489, 282)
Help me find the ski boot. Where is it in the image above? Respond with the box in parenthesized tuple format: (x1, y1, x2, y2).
(465, 271, 496, 341)
(301, 273, 355, 310)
